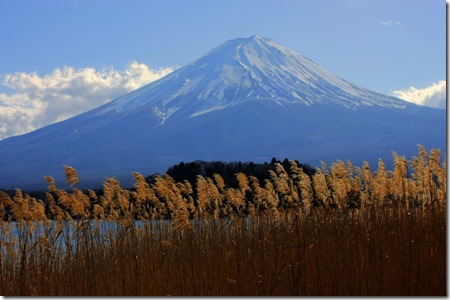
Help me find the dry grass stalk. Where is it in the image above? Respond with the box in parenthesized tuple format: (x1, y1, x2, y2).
(297, 168, 313, 211)
(313, 170, 331, 207)
(196, 175, 211, 217)
(213, 173, 226, 193)
(373, 159, 389, 205)
(64, 165, 79, 187)
(235, 172, 251, 193)
(172, 206, 191, 233)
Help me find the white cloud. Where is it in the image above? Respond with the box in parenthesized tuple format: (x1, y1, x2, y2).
(0, 62, 174, 139)
(392, 80, 446, 109)
(381, 20, 404, 26)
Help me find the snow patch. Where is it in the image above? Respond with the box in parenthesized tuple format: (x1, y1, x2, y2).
(189, 104, 230, 118)
(152, 106, 180, 125)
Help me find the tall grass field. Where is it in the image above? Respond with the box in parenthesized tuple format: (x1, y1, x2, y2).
(0, 145, 446, 296)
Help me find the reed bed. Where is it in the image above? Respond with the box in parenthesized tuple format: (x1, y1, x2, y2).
(0, 210, 445, 296)
(0, 145, 446, 296)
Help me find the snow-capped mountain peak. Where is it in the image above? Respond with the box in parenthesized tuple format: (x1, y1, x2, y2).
(97, 35, 410, 124)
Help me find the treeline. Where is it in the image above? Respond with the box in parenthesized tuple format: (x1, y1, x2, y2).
(164, 158, 316, 188)
(0, 145, 445, 223)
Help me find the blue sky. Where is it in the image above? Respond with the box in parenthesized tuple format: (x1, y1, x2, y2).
(0, 0, 446, 139)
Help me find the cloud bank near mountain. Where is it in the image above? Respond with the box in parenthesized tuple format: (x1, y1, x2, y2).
(0, 62, 174, 139)
(392, 80, 446, 109)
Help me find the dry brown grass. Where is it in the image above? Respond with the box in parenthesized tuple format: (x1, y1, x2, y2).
(0, 207, 445, 296)
(0, 145, 446, 296)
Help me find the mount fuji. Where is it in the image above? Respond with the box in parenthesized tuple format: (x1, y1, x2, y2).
(0, 35, 445, 189)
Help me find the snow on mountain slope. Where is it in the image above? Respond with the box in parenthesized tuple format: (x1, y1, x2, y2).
(0, 35, 444, 190)
(94, 35, 410, 123)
